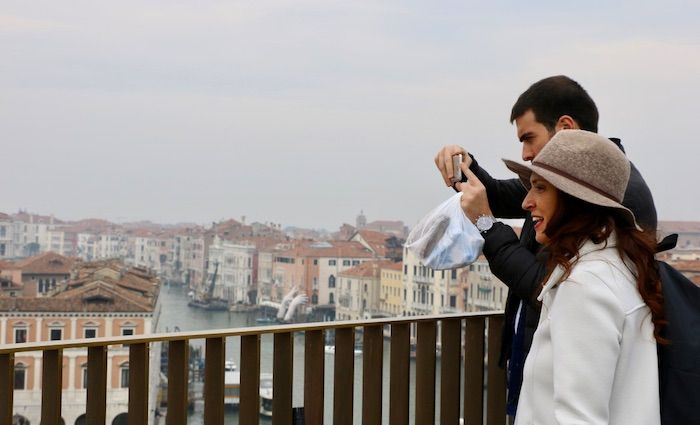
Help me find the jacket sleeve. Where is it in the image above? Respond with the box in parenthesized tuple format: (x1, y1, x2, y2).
(549, 271, 624, 425)
(481, 222, 545, 304)
(459, 156, 529, 219)
(471, 157, 529, 219)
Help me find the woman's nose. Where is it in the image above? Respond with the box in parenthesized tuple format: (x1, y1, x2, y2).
(522, 192, 534, 211)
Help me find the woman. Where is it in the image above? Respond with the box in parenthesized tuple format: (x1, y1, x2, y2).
(503, 129, 665, 425)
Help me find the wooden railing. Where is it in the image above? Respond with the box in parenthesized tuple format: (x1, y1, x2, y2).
(0, 312, 505, 425)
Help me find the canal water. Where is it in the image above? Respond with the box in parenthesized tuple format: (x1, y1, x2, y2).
(157, 284, 448, 424)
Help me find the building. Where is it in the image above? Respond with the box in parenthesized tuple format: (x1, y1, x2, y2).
(379, 262, 404, 316)
(402, 247, 465, 316)
(659, 221, 700, 249)
(0, 259, 160, 425)
(350, 229, 404, 261)
(463, 256, 508, 312)
(207, 237, 257, 304)
(336, 261, 390, 321)
(274, 241, 375, 306)
(0, 252, 76, 297)
(0, 212, 16, 259)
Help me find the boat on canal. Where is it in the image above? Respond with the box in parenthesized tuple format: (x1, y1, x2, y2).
(223, 360, 274, 416)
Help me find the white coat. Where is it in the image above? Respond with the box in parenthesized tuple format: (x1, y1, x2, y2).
(514, 236, 660, 425)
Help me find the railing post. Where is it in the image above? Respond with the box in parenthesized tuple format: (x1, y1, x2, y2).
(204, 337, 225, 425)
(440, 319, 462, 425)
(416, 321, 437, 425)
(304, 330, 324, 425)
(129, 343, 150, 425)
(167, 340, 189, 425)
(362, 325, 383, 425)
(389, 323, 410, 425)
(41, 349, 63, 425)
(464, 317, 485, 425)
(0, 353, 13, 425)
(487, 316, 506, 425)
(86, 346, 108, 425)
(240, 335, 260, 425)
(333, 327, 355, 425)
(273, 332, 293, 425)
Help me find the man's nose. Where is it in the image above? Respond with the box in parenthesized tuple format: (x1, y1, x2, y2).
(522, 146, 534, 162)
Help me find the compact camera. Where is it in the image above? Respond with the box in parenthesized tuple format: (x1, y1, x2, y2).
(450, 154, 463, 184)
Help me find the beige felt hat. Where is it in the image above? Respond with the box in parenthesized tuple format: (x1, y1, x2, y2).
(503, 129, 640, 230)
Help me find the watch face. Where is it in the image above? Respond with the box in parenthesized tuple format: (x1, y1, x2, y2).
(476, 216, 494, 232)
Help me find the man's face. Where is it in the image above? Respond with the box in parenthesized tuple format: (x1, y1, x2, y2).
(515, 110, 555, 162)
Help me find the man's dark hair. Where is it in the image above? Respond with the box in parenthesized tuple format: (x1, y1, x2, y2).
(510, 75, 599, 132)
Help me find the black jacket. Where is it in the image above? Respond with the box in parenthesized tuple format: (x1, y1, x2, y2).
(466, 138, 658, 369)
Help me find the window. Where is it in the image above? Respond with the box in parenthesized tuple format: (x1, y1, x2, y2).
(121, 327, 135, 336)
(329, 259, 336, 266)
(14, 363, 26, 390)
(329, 293, 335, 304)
(84, 328, 97, 339)
(49, 328, 62, 341)
(82, 363, 88, 389)
(328, 275, 336, 288)
(342, 260, 350, 266)
(451, 270, 457, 279)
(120, 363, 129, 388)
(313, 259, 318, 265)
(450, 295, 457, 308)
(14, 327, 27, 344)
(352, 260, 360, 266)
(403, 264, 407, 274)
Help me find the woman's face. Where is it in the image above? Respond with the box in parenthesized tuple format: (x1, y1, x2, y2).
(522, 173, 560, 245)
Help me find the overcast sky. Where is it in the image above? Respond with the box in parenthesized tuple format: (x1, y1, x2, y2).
(2, 1, 699, 230)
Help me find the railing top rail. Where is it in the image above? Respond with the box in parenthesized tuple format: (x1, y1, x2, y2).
(0, 310, 503, 354)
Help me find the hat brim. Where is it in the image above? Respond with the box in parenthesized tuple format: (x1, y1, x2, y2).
(502, 159, 641, 231)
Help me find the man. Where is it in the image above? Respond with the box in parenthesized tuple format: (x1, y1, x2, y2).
(434, 75, 657, 417)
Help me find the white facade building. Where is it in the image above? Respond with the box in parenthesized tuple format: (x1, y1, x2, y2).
(402, 247, 464, 316)
(0, 213, 16, 258)
(207, 237, 256, 304)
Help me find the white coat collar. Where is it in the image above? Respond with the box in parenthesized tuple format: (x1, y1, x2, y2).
(537, 234, 618, 301)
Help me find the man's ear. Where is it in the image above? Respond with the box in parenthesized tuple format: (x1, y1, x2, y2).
(556, 115, 578, 130)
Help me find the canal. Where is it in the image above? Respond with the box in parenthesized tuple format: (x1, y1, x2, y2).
(157, 284, 449, 424)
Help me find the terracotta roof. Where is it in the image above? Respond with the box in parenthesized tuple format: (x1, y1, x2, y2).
(658, 221, 700, 233)
(11, 252, 75, 275)
(340, 261, 394, 278)
(278, 241, 374, 259)
(0, 285, 153, 312)
(0, 212, 10, 220)
(68, 261, 159, 299)
(381, 262, 403, 271)
(11, 212, 63, 224)
(666, 260, 700, 273)
(54, 280, 154, 311)
(691, 276, 700, 287)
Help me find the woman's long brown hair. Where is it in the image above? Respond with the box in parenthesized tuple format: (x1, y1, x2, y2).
(542, 192, 667, 343)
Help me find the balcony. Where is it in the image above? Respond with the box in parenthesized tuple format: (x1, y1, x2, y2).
(1, 312, 505, 425)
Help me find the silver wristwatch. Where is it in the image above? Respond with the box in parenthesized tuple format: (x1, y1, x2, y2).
(475, 215, 497, 234)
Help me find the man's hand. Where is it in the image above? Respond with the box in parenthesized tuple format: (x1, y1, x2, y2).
(434, 145, 472, 187)
(456, 167, 493, 223)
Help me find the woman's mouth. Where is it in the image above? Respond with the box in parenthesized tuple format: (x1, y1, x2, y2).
(532, 216, 544, 231)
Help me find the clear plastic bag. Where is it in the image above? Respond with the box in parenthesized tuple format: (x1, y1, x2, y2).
(406, 192, 484, 270)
